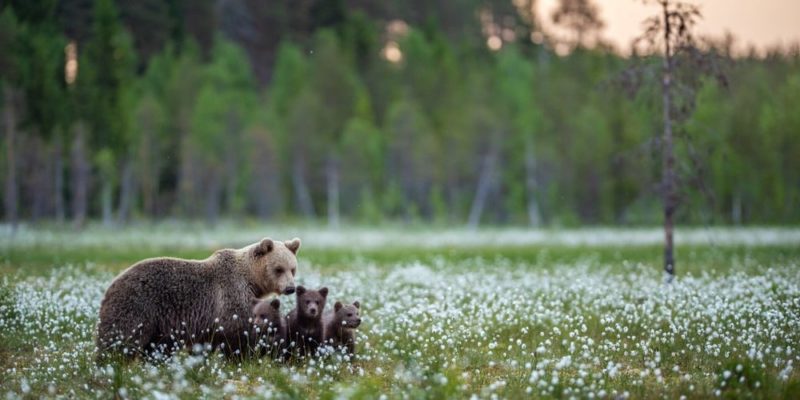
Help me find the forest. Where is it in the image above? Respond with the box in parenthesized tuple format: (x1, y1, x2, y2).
(1, 0, 799, 228)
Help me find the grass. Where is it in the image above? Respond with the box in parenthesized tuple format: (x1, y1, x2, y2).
(1, 226, 799, 399)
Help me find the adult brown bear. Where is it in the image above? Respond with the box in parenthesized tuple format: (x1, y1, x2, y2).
(95, 237, 300, 361)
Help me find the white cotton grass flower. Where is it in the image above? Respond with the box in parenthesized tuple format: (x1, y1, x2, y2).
(2, 240, 799, 398)
(3, 225, 799, 250)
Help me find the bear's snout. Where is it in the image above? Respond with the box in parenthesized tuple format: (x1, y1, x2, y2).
(283, 286, 296, 295)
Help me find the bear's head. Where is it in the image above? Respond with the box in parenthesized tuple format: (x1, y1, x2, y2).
(333, 301, 361, 328)
(250, 237, 300, 297)
(295, 286, 328, 319)
(252, 298, 282, 328)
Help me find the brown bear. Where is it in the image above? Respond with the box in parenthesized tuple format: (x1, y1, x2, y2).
(251, 298, 285, 359)
(95, 237, 300, 361)
(284, 286, 328, 359)
(323, 301, 361, 356)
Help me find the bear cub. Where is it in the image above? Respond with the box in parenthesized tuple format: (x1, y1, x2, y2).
(251, 298, 285, 358)
(285, 286, 328, 358)
(323, 301, 361, 356)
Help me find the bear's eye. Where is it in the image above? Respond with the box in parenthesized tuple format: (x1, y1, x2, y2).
(260, 314, 267, 319)
(275, 267, 284, 274)
(347, 313, 353, 317)
(291, 268, 296, 276)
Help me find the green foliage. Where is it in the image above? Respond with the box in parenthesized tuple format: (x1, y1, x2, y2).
(384, 98, 439, 219)
(2, 230, 800, 397)
(268, 42, 309, 124)
(0, 9, 23, 82)
(81, 0, 136, 154)
(93, 147, 116, 185)
(496, 46, 539, 132)
(0, 277, 16, 322)
(1, 4, 799, 225)
(340, 114, 384, 221)
(17, 26, 67, 137)
(189, 37, 255, 159)
(308, 30, 361, 147)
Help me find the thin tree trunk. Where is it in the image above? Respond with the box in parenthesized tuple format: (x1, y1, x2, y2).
(326, 154, 340, 228)
(661, 1, 676, 282)
(292, 158, 314, 218)
(252, 166, 280, 219)
(117, 157, 135, 224)
(524, 137, 542, 227)
(3, 87, 18, 232)
(71, 124, 89, 229)
(251, 143, 270, 219)
(101, 179, 113, 227)
(178, 140, 196, 217)
(467, 147, 497, 229)
(445, 177, 458, 222)
(399, 147, 415, 222)
(204, 169, 221, 225)
(53, 136, 65, 223)
(248, 131, 281, 219)
(223, 110, 242, 216)
(265, 169, 282, 218)
(138, 127, 157, 217)
(732, 191, 742, 225)
(29, 135, 49, 222)
(224, 139, 237, 215)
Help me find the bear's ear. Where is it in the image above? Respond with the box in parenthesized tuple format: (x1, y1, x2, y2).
(319, 287, 329, 298)
(254, 238, 274, 257)
(270, 298, 281, 310)
(334, 301, 343, 312)
(353, 301, 360, 309)
(284, 238, 301, 255)
(296, 286, 306, 296)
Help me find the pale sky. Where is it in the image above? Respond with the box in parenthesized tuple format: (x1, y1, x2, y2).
(537, 0, 800, 53)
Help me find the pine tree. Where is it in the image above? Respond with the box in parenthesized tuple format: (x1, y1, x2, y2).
(80, 0, 136, 225)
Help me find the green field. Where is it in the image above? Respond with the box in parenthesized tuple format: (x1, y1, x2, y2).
(1, 226, 799, 399)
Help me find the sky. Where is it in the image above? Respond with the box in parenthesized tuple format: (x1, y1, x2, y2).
(537, 0, 800, 53)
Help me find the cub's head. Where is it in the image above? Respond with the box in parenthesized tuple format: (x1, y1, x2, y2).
(252, 298, 282, 328)
(296, 286, 328, 319)
(250, 237, 300, 297)
(333, 301, 362, 328)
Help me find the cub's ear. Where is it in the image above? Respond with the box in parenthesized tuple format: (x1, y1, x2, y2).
(254, 238, 274, 257)
(334, 301, 343, 312)
(270, 298, 281, 310)
(353, 301, 360, 309)
(319, 287, 329, 298)
(284, 238, 301, 255)
(296, 286, 306, 295)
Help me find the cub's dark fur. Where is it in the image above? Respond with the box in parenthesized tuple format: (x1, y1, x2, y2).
(285, 286, 328, 359)
(251, 298, 285, 359)
(323, 301, 361, 356)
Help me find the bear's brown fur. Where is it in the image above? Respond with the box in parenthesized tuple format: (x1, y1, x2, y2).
(251, 298, 285, 359)
(285, 286, 328, 359)
(323, 301, 361, 356)
(95, 237, 300, 361)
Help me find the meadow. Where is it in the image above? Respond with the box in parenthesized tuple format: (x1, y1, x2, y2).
(1, 225, 799, 399)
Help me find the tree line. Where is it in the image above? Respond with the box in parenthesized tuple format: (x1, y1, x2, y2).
(1, 0, 798, 228)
